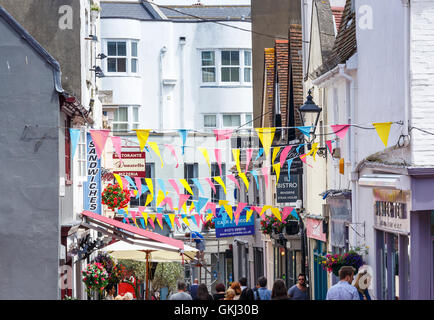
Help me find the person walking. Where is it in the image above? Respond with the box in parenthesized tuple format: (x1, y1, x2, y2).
(189, 278, 199, 300)
(239, 277, 254, 300)
(353, 271, 372, 300)
(196, 284, 213, 300)
(225, 288, 236, 300)
(326, 266, 359, 300)
(230, 281, 242, 300)
(271, 279, 289, 300)
(213, 283, 226, 300)
(254, 276, 271, 300)
(288, 274, 308, 300)
(169, 281, 193, 300)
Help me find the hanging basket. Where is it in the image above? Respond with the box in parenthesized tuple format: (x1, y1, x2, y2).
(331, 263, 359, 277)
(101, 183, 131, 211)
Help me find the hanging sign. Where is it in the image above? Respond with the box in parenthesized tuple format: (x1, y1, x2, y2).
(373, 189, 410, 233)
(84, 133, 102, 214)
(276, 174, 301, 203)
(214, 207, 255, 238)
(113, 152, 146, 177)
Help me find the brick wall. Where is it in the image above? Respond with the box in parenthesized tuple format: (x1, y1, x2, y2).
(411, 0, 434, 165)
(289, 24, 303, 127)
(275, 40, 289, 128)
(263, 48, 275, 127)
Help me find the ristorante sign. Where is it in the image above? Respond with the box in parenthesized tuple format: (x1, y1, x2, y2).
(113, 152, 146, 178)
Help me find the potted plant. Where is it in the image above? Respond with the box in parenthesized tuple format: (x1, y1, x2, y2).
(101, 183, 131, 211)
(319, 246, 368, 276)
(260, 214, 299, 236)
(90, 3, 101, 20)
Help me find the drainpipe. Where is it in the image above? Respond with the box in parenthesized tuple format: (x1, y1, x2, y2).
(338, 64, 357, 247)
(402, 0, 411, 144)
(159, 46, 167, 131)
(179, 37, 186, 129)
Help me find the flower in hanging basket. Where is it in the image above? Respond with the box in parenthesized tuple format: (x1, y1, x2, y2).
(260, 214, 298, 236)
(81, 262, 109, 296)
(319, 250, 365, 276)
(203, 219, 215, 231)
(101, 183, 131, 211)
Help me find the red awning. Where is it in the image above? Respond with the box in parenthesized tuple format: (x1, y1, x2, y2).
(80, 210, 184, 250)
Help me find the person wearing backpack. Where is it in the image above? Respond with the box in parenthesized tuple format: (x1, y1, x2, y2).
(254, 276, 271, 300)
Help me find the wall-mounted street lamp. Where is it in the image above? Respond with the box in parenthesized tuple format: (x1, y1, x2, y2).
(96, 53, 107, 60)
(89, 65, 105, 78)
(298, 89, 327, 157)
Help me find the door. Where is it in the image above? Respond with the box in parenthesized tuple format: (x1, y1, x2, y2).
(313, 241, 327, 300)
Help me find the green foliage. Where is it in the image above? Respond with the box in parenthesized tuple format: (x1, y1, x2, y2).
(152, 262, 184, 293)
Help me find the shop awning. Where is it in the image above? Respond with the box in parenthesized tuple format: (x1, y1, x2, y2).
(359, 174, 410, 190)
(80, 210, 184, 250)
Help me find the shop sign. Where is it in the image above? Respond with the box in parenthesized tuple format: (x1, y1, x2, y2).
(306, 218, 326, 242)
(214, 207, 255, 238)
(84, 133, 101, 214)
(113, 152, 146, 178)
(276, 174, 300, 203)
(373, 189, 410, 233)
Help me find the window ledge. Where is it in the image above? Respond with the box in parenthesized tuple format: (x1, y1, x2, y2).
(200, 85, 252, 88)
(103, 74, 141, 78)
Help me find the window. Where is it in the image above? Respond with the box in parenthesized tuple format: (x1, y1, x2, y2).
(77, 128, 87, 178)
(221, 51, 240, 82)
(223, 114, 241, 127)
(244, 51, 252, 83)
(130, 163, 155, 208)
(106, 40, 138, 74)
(184, 164, 198, 205)
(204, 114, 217, 128)
(245, 114, 253, 127)
(112, 106, 139, 132)
(201, 51, 215, 83)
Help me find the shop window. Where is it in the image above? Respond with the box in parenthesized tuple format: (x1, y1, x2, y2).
(129, 163, 154, 208)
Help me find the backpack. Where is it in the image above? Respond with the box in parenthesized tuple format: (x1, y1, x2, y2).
(254, 288, 261, 300)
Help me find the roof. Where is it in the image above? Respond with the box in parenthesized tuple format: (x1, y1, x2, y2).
(101, 2, 163, 20)
(0, 5, 63, 92)
(157, 5, 251, 21)
(311, 0, 356, 79)
(332, 6, 344, 32)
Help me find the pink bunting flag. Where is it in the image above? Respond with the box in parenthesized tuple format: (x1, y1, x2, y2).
(156, 213, 163, 229)
(169, 179, 181, 195)
(148, 217, 155, 229)
(326, 140, 333, 155)
(214, 149, 223, 176)
(111, 136, 123, 165)
(234, 203, 247, 226)
(89, 129, 110, 159)
(193, 214, 202, 227)
(200, 213, 206, 224)
(178, 194, 191, 212)
(280, 146, 292, 168)
(282, 207, 295, 221)
(121, 177, 129, 190)
(174, 215, 181, 229)
(160, 197, 174, 210)
(204, 202, 217, 218)
(205, 177, 216, 194)
(261, 167, 269, 189)
(138, 206, 146, 213)
(135, 177, 142, 196)
(300, 154, 313, 168)
(250, 206, 263, 218)
(130, 211, 139, 226)
(245, 149, 254, 173)
(165, 144, 179, 168)
(331, 124, 350, 140)
(227, 174, 241, 191)
(213, 129, 234, 141)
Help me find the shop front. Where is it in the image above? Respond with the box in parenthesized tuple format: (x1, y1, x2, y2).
(305, 216, 327, 300)
(272, 235, 302, 289)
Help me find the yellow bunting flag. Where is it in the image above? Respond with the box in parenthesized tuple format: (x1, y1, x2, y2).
(223, 205, 233, 221)
(373, 122, 393, 148)
(140, 211, 148, 226)
(273, 163, 281, 186)
(214, 176, 227, 195)
(219, 200, 231, 220)
(272, 147, 281, 165)
(271, 207, 282, 221)
(260, 205, 273, 217)
(134, 129, 151, 152)
(156, 190, 165, 207)
(255, 128, 276, 157)
(188, 201, 195, 214)
(145, 178, 154, 196)
(206, 213, 214, 222)
(149, 213, 156, 222)
(113, 173, 123, 189)
(246, 209, 253, 222)
(198, 147, 211, 172)
(239, 173, 249, 191)
(156, 215, 163, 230)
(180, 179, 194, 196)
(148, 142, 164, 168)
(168, 214, 175, 229)
(232, 149, 241, 174)
(182, 216, 190, 226)
(145, 193, 153, 206)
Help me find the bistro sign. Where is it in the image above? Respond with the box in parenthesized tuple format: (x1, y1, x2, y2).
(373, 189, 410, 233)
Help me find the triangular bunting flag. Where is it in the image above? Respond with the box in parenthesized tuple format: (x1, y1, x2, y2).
(280, 146, 292, 168)
(282, 207, 295, 221)
(164, 144, 179, 168)
(148, 142, 164, 168)
(296, 126, 313, 138)
(250, 170, 260, 190)
(113, 173, 123, 190)
(234, 203, 247, 226)
(89, 129, 110, 159)
(156, 190, 165, 207)
(223, 205, 233, 221)
(245, 148, 254, 173)
(255, 148, 264, 161)
(198, 147, 211, 172)
(331, 124, 350, 140)
(214, 176, 227, 195)
(239, 173, 249, 191)
(261, 166, 269, 189)
(214, 149, 223, 176)
(326, 140, 333, 155)
(148, 215, 155, 229)
(271, 207, 282, 221)
(232, 149, 241, 174)
(373, 122, 393, 148)
(205, 178, 216, 194)
(145, 178, 154, 196)
(273, 163, 281, 186)
(255, 128, 276, 157)
(111, 136, 123, 165)
(246, 209, 253, 222)
(213, 129, 233, 141)
(272, 147, 281, 165)
(124, 176, 137, 190)
(145, 193, 153, 206)
(178, 129, 188, 155)
(157, 179, 166, 194)
(227, 174, 241, 191)
(180, 179, 194, 196)
(195, 197, 209, 213)
(191, 178, 205, 195)
(69, 128, 81, 160)
(204, 202, 217, 218)
(135, 177, 142, 199)
(178, 194, 191, 213)
(134, 129, 151, 152)
(169, 179, 180, 195)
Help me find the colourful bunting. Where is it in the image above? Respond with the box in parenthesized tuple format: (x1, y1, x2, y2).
(169, 179, 180, 195)
(205, 177, 216, 194)
(272, 147, 281, 165)
(148, 214, 155, 229)
(255, 148, 264, 161)
(373, 122, 393, 148)
(191, 178, 205, 195)
(214, 149, 223, 176)
(227, 174, 241, 191)
(178, 194, 191, 213)
(280, 146, 292, 168)
(145, 178, 154, 196)
(180, 178, 194, 196)
(111, 136, 123, 165)
(234, 203, 247, 226)
(113, 173, 123, 190)
(239, 173, 249, 191)
(145, 193, 153, 206)
(326, 140, 333, 155)
(156, 190, 165, 206)
(282, 207, 295, 221)
(232, 149, 241, 174)
(213, 129, 233, 141)
(250, 170, 259, 190)
(156, 213, 164, 230)
(89, 129, 110, 159)
(124, 176, 136, 190)
(245, 209, 253, 222)
(214, 176, 227, 195)
(198, 147, 211, 172)
(178, 129, 188, 155)
(204, 202, 217, 217)
(134, 177, 142, 199)
(261, 166, 269, 189)
(273, 163, 281, 185)
(287, 159, 294, 180)
(164, 144, 179, 168)
(296, 126, 313, 138)
(245, 149, 254, 173)
(195, 197, 209, 213)
(134, 129, 151, 152)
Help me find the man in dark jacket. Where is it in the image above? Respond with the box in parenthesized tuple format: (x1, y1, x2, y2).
(239, 277, 254, 300)
(189, 278, 199, 300)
